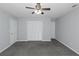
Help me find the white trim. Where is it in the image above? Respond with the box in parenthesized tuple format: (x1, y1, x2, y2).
(11, 39, 51, 42)
(0, 42, 15, 53)
(17, 40, 28, 41)
(41, 40, 51, 41)
(56, 39, 79, 55)
(17, 40, 42, 41)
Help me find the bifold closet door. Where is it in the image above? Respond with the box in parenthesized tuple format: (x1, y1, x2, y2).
(27, 21, 43, 41)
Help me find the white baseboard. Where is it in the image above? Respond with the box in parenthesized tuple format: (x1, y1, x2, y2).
(41, 40, 51, 41)
(17, 40, 51, 42)
(56, 39, 79, 55)
(17, 40, 28, 42)
(0, 42, 15, 53)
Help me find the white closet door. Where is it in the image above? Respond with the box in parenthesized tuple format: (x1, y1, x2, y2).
(27, 21, 43, 41)
(10, 19, 17, 44)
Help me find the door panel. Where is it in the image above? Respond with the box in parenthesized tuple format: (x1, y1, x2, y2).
(27, 21, 43, 41)
(10, 19, 17, 44)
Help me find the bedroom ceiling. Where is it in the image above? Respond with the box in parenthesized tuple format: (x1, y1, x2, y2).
(0, 3, 78, 19)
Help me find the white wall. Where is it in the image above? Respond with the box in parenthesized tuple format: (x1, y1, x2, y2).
(50, 21, 55, 39)
(43, 19, 51, 41)
(55, 8, 79, 54)
(17, 19, 27, 41)
(17, 18, 52, 41)
(0, 10, 17, 53)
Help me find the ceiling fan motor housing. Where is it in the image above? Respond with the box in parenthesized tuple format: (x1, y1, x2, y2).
(35, 3, 41, 10)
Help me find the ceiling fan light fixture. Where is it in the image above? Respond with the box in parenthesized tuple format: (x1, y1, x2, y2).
(34, 10, 42, 14)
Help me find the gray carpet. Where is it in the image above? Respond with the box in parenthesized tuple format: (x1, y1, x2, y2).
(0, 40, 78, 56)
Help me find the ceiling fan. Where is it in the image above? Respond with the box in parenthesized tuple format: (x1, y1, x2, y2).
(25, 3, 51, 14)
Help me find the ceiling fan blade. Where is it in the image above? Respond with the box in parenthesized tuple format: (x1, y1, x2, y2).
(25, 7, 34, 9)
(72, 4, 78, 7)
(42, 8, 51, 10)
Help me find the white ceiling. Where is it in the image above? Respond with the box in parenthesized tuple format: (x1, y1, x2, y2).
(0, 3, 79, 19)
